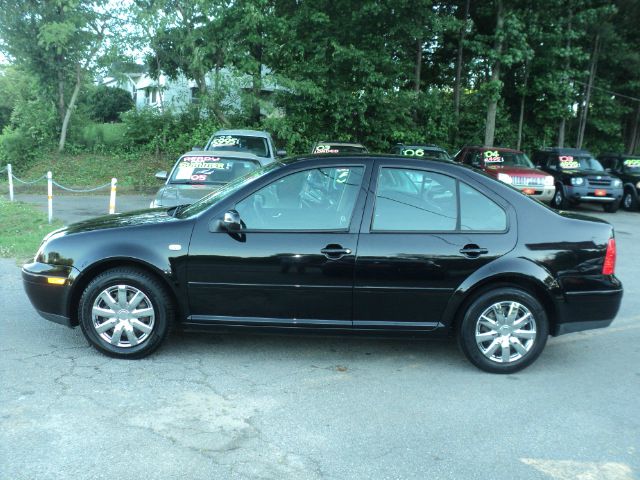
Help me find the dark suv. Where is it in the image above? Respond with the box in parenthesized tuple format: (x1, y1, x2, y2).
(597, 153, 640, 211)
(532, 148, 623, 212)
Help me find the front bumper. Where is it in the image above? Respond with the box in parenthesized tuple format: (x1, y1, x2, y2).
(22, 262, 79, 327)
(553, 286, 623, 336)
(565, 185, 623, 204)
(516, 185, 554, 202)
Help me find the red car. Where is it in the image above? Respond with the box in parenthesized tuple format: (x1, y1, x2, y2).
(455, 146, 555, 203)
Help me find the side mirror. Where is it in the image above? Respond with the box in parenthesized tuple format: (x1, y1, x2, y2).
(276, 149, 287, 158)
(221, 209, 242, 232)
(192, 146, 203, 151)
(155, 171, 168, 180)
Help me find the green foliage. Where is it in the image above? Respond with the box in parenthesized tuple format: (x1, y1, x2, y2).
(0, 197, 64, 263)
(77, 123, 128, 150)
(86, 86, 134, 123)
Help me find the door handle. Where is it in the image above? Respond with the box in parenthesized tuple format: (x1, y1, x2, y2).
(459, 244, 489, 257)
(321, 245, 352, 259)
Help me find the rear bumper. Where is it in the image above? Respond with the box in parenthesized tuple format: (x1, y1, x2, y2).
(22, 262, 78, 328)
(553, 287, 623, 336)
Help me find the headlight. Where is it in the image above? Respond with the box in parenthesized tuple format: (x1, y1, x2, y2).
(570, 177, 584, 186)
(497, 173, 513, 184)
(544, 175, 554, 186)
(636, 181, 640, 189)
(612, 179, 621, 188)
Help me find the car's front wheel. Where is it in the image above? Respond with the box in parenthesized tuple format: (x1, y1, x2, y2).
(458, 287, 549, 373)
(602, 200, 621, 213)
(78, 267, 173, 358)
(622, 188, 638, 211)
(551, 185, 568, 209)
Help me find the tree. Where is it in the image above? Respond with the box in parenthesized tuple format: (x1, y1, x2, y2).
(87, 85, 134, 122)
(0, 0, 121, 151)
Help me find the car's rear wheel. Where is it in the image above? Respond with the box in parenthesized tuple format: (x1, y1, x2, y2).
(458, 287, 549, 373)
(622, 188, 638, 211)
(78, 267, 173, 358)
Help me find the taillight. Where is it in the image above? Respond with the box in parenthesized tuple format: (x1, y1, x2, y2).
(602, 237, 616, 275)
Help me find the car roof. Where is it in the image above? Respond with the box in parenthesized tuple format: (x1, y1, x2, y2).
(181, 150, 262, 162)
(283, 153, 455, 167)
(463, 145, 523, 153)
(315, 141, 366, 147)
(599, 152, 640, 158)
(213, 129, 271, 139)
(535, 147, 593, 155)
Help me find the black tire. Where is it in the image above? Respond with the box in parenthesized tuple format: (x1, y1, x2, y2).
(78, 267, 173, 358)
(622, 188, 638, 211)
(458, 287, 549, 374)
(602, 200, 621, 213)
(551, 185, 568, 210)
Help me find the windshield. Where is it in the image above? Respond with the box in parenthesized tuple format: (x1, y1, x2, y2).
(558, 155, 604, 171)
(401, 147, 450, 160)
(207, 135, 270, 158)
(176, 162, 282, 219)
(623, 158, 640, 173)
(169, 155, 260, 185)
(314, 144, 367, 154)
(482, 150, 534, 168)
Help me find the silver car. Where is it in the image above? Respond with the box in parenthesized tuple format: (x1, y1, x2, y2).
(150, 151, 271, 208)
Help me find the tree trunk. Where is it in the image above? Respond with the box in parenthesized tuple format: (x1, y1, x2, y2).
(558, 7, 573, 147)
(453, 0, 470, 119)
(629, 103, 640, 154)
(58, 66, 82, 153)
(576, 33, 600, 149)
(484, 0, 504, 147)
(413, 37, 423, 122)
(516, 60, 530, 151)
(251, 45, 263, 125)
(57, 64, 65, 122)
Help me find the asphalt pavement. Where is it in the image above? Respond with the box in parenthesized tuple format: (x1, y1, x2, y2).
(0, 198, 639, 479)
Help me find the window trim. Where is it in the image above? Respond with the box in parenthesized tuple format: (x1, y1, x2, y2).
(369, 166, 509, 234)
(233, 164, 367, 233)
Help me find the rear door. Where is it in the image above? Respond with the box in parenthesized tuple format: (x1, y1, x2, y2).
(353, 160, 517, 330)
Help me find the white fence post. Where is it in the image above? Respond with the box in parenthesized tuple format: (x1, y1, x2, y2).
(47, 171, 53, 224)
(7, 164, 14, 202)
(109, 177, 117, 214)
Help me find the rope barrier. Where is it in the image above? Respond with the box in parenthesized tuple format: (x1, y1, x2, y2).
(11, 173, 47, 185)
(51, 180, 111, 193)
(3, 163, 118, 222)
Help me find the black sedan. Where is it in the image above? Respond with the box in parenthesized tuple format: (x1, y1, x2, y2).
(22, 155, 623, 373)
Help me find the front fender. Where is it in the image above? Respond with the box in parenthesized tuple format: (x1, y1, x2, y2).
(441, 256, 562, 328)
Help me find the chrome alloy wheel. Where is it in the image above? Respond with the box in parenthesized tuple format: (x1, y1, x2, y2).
(475, 301, 537, 363)
(623, 192, 633, 209)
(92, 285, 155, 348)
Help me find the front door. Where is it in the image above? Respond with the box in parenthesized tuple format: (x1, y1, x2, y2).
(187, 163, 369, 327)
(354, 163, 517, 330)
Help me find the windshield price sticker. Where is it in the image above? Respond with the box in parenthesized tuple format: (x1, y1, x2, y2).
(402, 148, 425, 157)
(179, 156, 226, 169)
(559, 155, 579, 169)
(623, 159, 640, 168)
(484, 150, 503, 163)
(315, 144, 340, 154)
(211, 136, 239, 146)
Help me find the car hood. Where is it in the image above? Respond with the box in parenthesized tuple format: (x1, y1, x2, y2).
(486, 165, 547, 176)
(156, 183, 222, 208)
(62, 208, 179, 235)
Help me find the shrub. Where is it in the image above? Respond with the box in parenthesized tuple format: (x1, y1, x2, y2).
(87, 86, 134, 123)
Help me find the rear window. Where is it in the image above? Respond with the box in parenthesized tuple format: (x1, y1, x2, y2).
(401, 147, 450, 160)
(314, 144, 367, 154)
(169, 155, 260, 185)
(207, 135, 269, 158)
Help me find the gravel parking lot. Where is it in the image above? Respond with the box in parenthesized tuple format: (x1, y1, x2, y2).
(1, 199, 638, 479)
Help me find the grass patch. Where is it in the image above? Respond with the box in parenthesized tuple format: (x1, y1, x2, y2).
(0, 197, 64, 263)
(2, 150, 176, 192)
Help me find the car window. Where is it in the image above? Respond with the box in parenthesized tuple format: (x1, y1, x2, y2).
(482, 151, 534, 168)
(460, 182, 506, 231)
(236, 166, 364, 230)
(169, 155, 260, 185)
(207, 135, 270, 158)
(373, 168, 457, 231)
